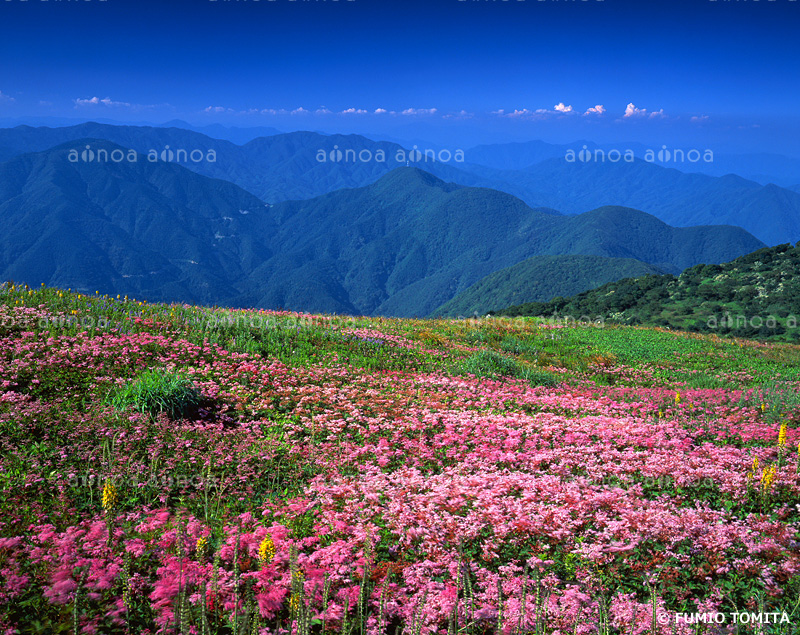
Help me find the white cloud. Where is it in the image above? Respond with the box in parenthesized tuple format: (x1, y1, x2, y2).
(0, 90, 15, 103)
(505, 109, 535, 118)
(443, 109, 474, 119)
(622, 103, 666, 119)
(374, 108, 388, 114)
(623, 102, 645, 118)
(258, 108, 290, 115)
(291, 107, 309, 115)
(340, 108, 368, 115)
(690, 115, 709, 123)
(584, 104, 606, 115)
(315, 107, 333, 115)
(400, 108, 437, 116)
(498, 103, 576, 119)
(74, 96, 132, 108)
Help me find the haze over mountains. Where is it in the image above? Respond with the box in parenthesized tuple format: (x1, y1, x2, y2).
(1, 123, 799, 246)
(0, 135, 767, 316)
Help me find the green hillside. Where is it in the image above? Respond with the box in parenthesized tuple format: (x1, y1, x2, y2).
(494, 242, 800, 341)
(434, 254, 665, 317)
(253, 173, 764, 316)
(0, 145, 766, 317)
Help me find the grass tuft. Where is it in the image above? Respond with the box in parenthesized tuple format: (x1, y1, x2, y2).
(105, 368, 201, 420)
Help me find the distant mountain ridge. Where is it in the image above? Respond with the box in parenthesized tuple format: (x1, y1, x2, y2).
(247, 169, 764, 316)
(0, 146, 766, 316)
(0, 123, 503, 203)
(466, 140, 800, 187)
(466, 158, 800, 245)
(2, 123, 800, 245)
(0, 140, 271, 305)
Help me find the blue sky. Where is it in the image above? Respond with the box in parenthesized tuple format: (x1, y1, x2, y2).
(1, 0, 799, 152)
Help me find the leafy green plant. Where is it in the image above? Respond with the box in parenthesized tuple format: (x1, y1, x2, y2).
(741, 380, 800, 427)
(105, 368, 201, 420)
(458, 349, 525, 380)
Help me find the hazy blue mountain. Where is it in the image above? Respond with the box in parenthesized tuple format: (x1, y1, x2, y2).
(0, 140, 273, 305)
(433, 255, 665, 317)
(0, 152, 765, 317)
(3, 124, 800, 245)
(467, 140, 800, 187)
(157, 120, 283, 144)
(477, 158, 800, 245)
(249, 169, 764, 316)
(465, 140, 596, 170)
(654, 152, 800, 187)
(0, 123, 501, 202)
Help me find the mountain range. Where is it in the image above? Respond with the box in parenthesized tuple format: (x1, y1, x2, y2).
(466, 139, 800, 188)
(2, 123, 799, 245)
(0, 139, 766, 317)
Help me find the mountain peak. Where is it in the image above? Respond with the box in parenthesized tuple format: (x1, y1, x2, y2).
(374, 167, 461, 192)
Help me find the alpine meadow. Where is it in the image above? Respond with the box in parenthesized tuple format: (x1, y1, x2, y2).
(1, 0, 799, 634)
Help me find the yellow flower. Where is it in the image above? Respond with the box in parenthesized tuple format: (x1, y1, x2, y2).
(258, 535, 276, 564)
(674, 391, 681, 405)
(288, 570, 305, 613)
(196, 536, 208, 560)
(760, 465, 777, 493)
(760, 403, 767, 413)
(101, 481, 118, 511)
(778, 423, 788, 449)
(746, 456, 759, 481)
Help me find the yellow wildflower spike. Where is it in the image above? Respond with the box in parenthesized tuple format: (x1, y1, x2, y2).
(101, 481, 118, 511)
(258, 535, 276, 564)
(196, 536, 208, 560)
(777, 423, 787, 449)
(760, 465, 777, 493)
(675, 391, 681, 405)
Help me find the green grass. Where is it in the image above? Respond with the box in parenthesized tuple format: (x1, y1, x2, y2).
(104, 368, 201, 420)
(458, 348, 559, 387)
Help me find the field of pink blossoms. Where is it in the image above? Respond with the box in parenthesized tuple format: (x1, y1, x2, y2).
(0, 286, 799, 634)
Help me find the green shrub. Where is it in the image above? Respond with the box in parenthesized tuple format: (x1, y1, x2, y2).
(522, 367, 560, 388)
(105, 368, 201, 420)
(459, 349, 521, 379)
